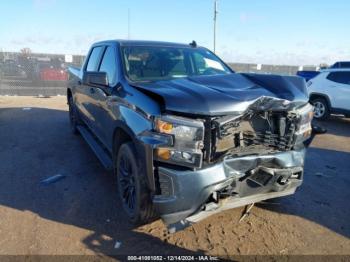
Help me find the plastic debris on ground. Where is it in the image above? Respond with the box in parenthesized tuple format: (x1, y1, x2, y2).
(313, 172, 333, 178)
(239, 203, 255, 223)
(40, 174, 66, 185)
(114, 241, 122, 249)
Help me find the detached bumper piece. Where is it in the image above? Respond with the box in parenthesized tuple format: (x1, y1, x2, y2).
(153, 149, 305, 232)
(169, 188, 297, 233)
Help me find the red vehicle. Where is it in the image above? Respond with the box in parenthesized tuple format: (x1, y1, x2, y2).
(39, 66, 67, 81)
(32, 58, 68, 84)
(38, 62, 68, 81)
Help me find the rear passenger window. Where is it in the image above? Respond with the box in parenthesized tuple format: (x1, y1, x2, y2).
(86, 46, 103, 71)
(327, 72, 350, 85)
(340, 62, 350, 68)
(99, 46, 118, 86)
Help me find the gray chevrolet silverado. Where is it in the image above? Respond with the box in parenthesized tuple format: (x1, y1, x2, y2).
(67, 40, 314, 232)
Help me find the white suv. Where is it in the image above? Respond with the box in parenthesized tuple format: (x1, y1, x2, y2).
(307, 68, 350, 120)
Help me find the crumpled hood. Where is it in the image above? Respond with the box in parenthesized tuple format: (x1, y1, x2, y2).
(132, 73, 309, 115)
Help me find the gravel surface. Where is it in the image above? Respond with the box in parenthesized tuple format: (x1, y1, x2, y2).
(0, 96, 349, 257)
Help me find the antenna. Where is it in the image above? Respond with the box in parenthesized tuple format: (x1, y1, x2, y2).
(189, 40, 197, 48)
(213, 0, 218, 53)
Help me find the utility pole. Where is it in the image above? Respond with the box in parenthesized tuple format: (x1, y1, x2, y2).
(213, 0, 218, 53)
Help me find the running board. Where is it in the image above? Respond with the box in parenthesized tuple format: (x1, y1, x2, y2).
(77, 125, 113, 170)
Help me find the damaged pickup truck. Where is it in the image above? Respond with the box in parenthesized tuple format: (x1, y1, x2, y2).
(67, 40, 314, 232)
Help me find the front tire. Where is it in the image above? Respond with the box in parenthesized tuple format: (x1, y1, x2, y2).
(310, 97, 330, 120)
(115, 142, 156, 225)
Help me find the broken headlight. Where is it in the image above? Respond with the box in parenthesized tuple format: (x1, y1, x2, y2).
(154, 115, 204, 168)
(294, 103, 314, 144)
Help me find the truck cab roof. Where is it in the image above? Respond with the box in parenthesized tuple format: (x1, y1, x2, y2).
(92, 39, 200, 48)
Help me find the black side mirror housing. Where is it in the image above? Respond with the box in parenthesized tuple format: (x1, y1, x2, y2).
(83, 71, 108, 87)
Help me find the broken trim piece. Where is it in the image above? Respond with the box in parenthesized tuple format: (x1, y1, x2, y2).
(168, 187, 296, 232)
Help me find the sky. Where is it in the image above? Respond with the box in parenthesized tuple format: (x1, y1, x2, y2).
(0, 0, 349, 66)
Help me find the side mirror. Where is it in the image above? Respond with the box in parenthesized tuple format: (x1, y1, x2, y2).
(83, 71, 108, 87)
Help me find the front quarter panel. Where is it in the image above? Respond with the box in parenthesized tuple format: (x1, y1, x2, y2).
(105, 82, 162, 151)
(100, 82, 164, 191)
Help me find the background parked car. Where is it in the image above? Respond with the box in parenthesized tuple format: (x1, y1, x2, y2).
(296, 70, 320, 82)
(308, 68, 350, 119)
(33, 59, 67, 82)
(329, 61, 350, 69)
(38, 63, 67, 81)
(1, 60, 26, 78)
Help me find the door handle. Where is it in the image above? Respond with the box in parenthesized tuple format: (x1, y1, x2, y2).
(89, 87, 95, 94)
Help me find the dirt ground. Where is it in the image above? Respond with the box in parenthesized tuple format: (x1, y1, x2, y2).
(0, 96, 349, 257)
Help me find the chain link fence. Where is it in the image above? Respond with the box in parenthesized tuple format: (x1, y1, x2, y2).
(0, 51, 317, 96)
(0, 52, 85, 96)
(228, 63, 317, 75)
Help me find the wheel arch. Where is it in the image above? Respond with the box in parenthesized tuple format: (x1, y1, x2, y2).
(309, 92, 332, 108)
(112, 122, 155, 192)
(112, 123, 135, 157)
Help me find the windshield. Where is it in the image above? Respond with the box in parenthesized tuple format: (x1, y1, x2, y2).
(121, 46, 232, 81)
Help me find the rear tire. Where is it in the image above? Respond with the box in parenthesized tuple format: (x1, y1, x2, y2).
(115, 142, 156, 225)
(68, 96, 80, 135)
(310, 97, 330, 120)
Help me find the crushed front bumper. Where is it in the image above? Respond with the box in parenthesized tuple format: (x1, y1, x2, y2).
(153, 149, 305, 232)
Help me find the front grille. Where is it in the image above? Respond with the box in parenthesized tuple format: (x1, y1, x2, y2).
(243, 128, 295, 151)
(207, 111, 298, 162)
